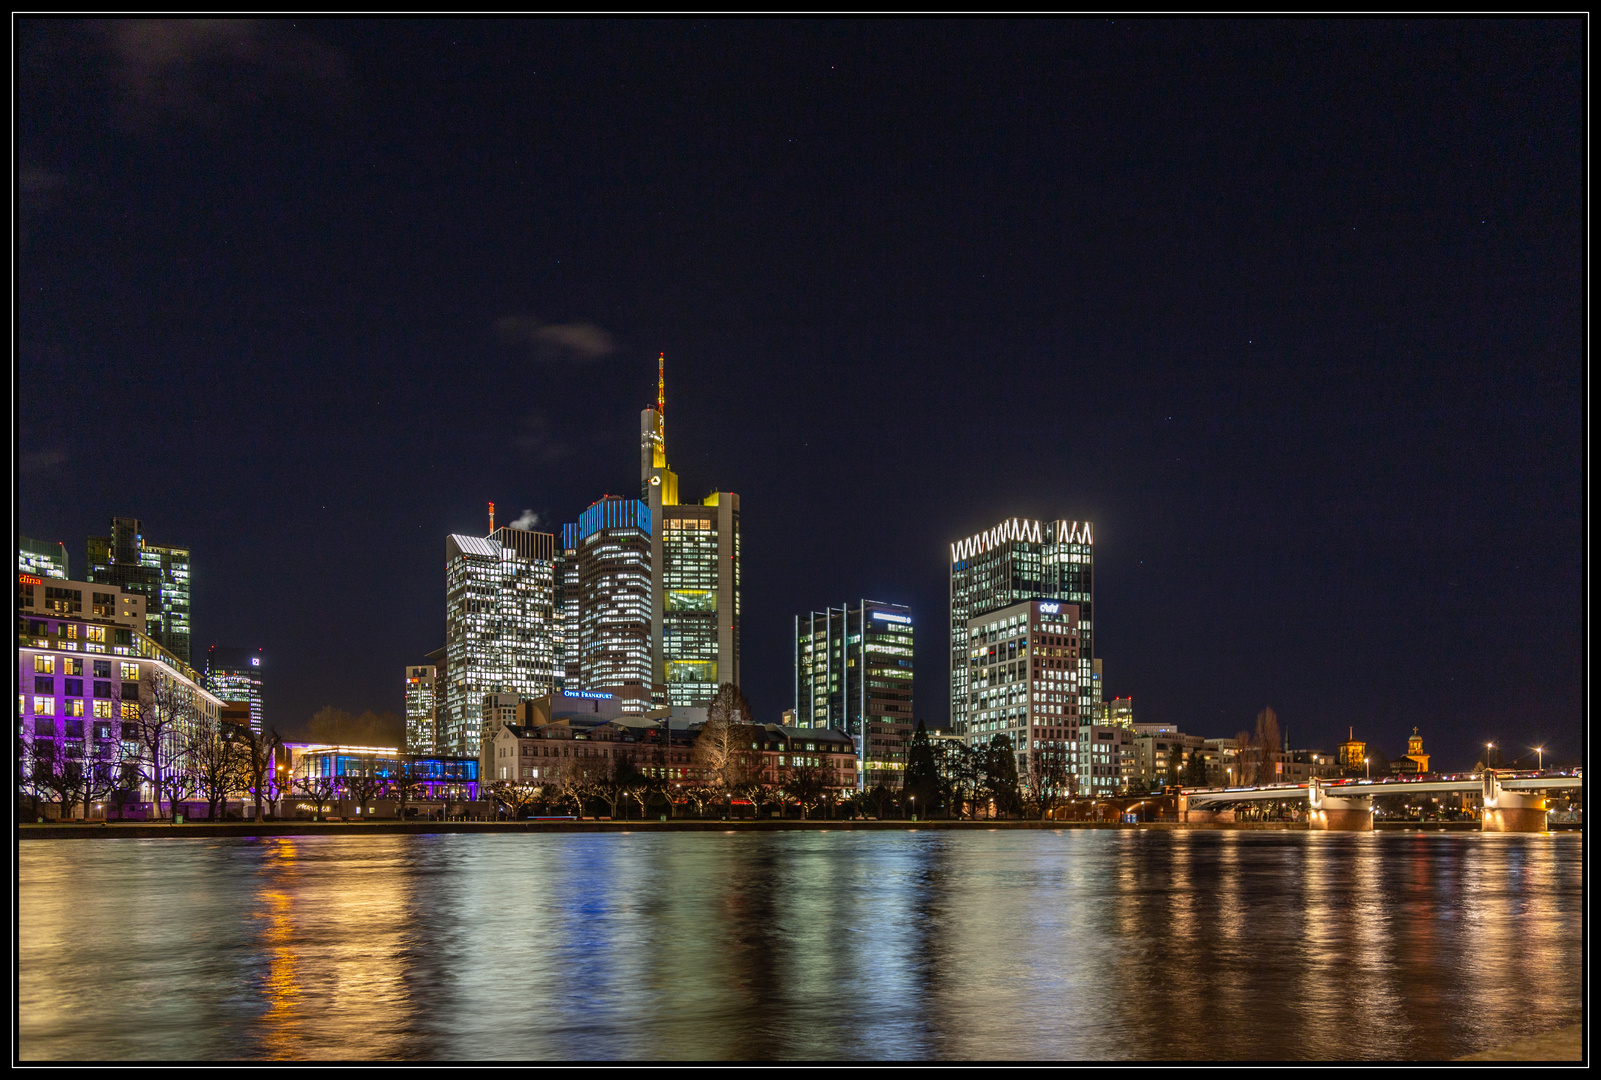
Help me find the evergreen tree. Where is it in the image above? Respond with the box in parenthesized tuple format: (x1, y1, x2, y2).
(905, 720, 941, 815)
(1183, 748, 1209, 788)
(985, 734, 1023, 818)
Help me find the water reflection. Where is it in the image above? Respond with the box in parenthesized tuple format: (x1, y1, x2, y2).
(18, 831, 1582, 1061)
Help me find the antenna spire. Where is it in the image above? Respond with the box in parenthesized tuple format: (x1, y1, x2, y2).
(657, 352, 666, 415)
(488, 501, 495, 534)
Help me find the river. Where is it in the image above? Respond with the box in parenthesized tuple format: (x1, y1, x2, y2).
(17, 829, 1582, 1060)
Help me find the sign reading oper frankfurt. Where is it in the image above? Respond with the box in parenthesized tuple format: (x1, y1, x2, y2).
(949, 518, 1093, 563)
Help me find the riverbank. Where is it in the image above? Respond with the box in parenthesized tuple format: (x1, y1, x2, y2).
(18, 818, 1322, 839)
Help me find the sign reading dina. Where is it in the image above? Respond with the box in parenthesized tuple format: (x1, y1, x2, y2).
(871, 611, 911, 624)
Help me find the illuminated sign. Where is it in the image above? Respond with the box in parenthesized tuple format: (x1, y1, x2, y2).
(251, 657, 261, 666)
(649, 476, 661, 486)
(1039, 603, 1060, 614)
(18, 574, 42, 586)
(871, 611, 911, 624)
(567, 690, 614, 700)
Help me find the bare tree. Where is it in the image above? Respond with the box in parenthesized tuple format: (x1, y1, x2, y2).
(389, 756, 422, 820)
(546, 751, 608, 819)
(340, 755, 386, 818)
(627, 770, 660, 819)
(293, 774, 339, 820)
(1022, 753, 1072, 821)
(785, 762, 827, 820)
(238, 727, 284, 821)
(487, 779, 543, 820)
(693, 684, 762, 816)
(189, 713, 245, 820)
(132, 671, 201, 822)
(1255, 707, 1282, 785)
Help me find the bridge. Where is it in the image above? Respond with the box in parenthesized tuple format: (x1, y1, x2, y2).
(1178, 770, 1583, 832)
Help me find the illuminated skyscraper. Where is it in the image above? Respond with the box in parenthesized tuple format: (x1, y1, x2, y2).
(204, 646, 265, 735)
(640, 355, 740, 707)
(794, 600, 913, 789)
(948, 517, 1094, 736)
(442, 523, 556, 757)
(554, 523, 581, 691)
(18, 536, 68, 580)
(87, 517, 191, 665)
(404, 664, 437, 753)
(575, 496, 653, 710)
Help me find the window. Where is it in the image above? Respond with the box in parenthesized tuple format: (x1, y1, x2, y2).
(86, 626, 106, 643)
(120, 702, 140, 720)
(34, 676, 53, 693)
(94, 661, 111, 679)
(33, 655, 54, 674)
(65, 719, 84, 739)
(63, 657, 82, 676)
(34, 718, 55, 737)
(120, 662, 140, 680)
(65, 699, 84, 717)
(93, 680, 112, 699)
(33, 696, 55, 716)
(94, 701, 113, 719)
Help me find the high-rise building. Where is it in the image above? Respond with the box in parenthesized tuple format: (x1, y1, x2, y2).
(554, 523, 581, 692)
(19, 537, 68, 580)
(204, 646, 264, 734)
(640, 355, 741, 707)
(404, 664, 437, 753)
(964, 598, 1083, 780)
(794, 600, 914, 789)
(441, 523, 556, 758)
(575, 496, 653, 710)
(948, 517, 1093, 736)
(86, 517, 192, 666)
(17, 575, 146, 628)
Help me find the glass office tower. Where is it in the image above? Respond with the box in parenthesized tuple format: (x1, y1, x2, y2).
(204, 646, 265, 734)
(576, 496, 653, 710)
(794, 600, 913, 789)
(87, 517, 191, 665)
(404, 664, 437, 754)
(948, 517, 1093, 736)
(554, 523, 581, 692)
(442, 526, 556, 758)
(18, 536, 68, 580)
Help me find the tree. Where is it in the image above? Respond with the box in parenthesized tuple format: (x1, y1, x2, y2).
(1255, 707, 1282, 785)
(293, 774, 339, 820)
(595, 754, 638, 819)
(189, 713, 245, 820)
(679, 784, 715, 819)
(985, 735, 1023, 818)
(388, 756, 422, 820)
(1164, 746, 1183, 789)
(132, 671, 201, 822)
(237, 727, 284, 821)
(1183, 748, 1209, 788)
(904, 721, 943, 816)
(306, 706, 406, 748)
(104, 762, 142, 820)
(487, 779, 542, 820)
(1022, 753, 1072, 820)
(626, 769, 660, 820)
(693, 684, 762, 815)
(340, 755, 387, 818)
(862, 782, 892, 820)
(546, 751, 609, 819)
(34, 754, 109, 822)
(785, 761, 828, 820)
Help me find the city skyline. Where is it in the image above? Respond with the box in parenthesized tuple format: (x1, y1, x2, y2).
(16, 21, 1581, 769)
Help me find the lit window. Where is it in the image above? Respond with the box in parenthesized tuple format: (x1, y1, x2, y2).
(95, 701, 113, 718)
(34, 655, 55, 674)
(33, 696, 55, 716)
(121, 662, 140, 680)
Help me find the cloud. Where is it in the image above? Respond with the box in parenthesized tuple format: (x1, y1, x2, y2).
(513, 414, 574, 465)
(495, 316, 616, 361)
(507, 509, 541, 531)
(97, 19, 343, 128)
(20, 450, 66, 474)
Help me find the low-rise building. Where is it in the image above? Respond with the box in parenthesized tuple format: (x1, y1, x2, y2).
(1132, 722, 1206, 789)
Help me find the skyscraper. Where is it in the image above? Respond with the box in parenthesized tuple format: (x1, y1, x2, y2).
(205, 646, 265, 734)
(18, 536, 68, 580)
(554, 523, 581, 692)
(441, 522, 556, 757)
(404, 664, 437, 753)
(948, 517, 1094, 736)
(575, 495, 653, 710)
(87, 517, 191, 665)
(639, 355, 741, 706)
(794, 600, 914, 789)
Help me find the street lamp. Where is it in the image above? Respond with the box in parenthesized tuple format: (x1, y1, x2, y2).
(1535, 746, 1544, 772)
(910, 795, 916, 822)
(1364, 757, 1370, 780)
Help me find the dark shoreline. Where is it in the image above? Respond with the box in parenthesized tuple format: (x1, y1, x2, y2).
(19, 819, 1575, 839)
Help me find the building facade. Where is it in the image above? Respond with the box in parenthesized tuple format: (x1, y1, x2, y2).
(554, 523, 582, 691)
(18, 608, 224, 808)
(964, 598, 1091, 786)
(203, 646, 264, 735)
(575, 496, 653, 708)
(404, 664, 437, 754)
(87, 517, 192, 666)
(441, 526, 557, 758)
(18, 574, 146, 629)
(794, 600, 914, 789)
(639, 356, 741, 707)
(949, 517, 1094, 735)
(19, 536, 69, 580)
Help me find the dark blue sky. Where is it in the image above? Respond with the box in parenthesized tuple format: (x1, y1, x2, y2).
(17, 19, 1583, 766)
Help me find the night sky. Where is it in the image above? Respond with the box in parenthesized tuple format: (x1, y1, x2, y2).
(17, 20, 1583, 767)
